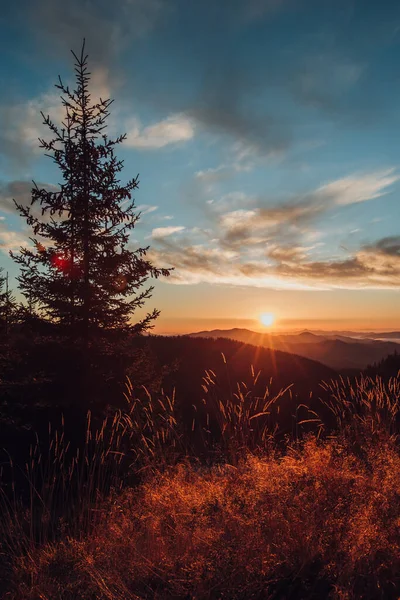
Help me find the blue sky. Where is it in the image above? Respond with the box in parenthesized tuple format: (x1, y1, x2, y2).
(1, 0, 400, 332)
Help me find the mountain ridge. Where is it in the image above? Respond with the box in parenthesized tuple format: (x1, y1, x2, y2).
(186, 328, 400, 370)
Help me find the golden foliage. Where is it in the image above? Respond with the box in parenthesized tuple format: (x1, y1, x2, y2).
(3, 369, 400, 598)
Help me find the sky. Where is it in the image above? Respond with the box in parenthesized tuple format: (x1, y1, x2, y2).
(1, 0, 400, 333)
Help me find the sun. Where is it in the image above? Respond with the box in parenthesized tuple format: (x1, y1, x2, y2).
(259, 313, 275, 327)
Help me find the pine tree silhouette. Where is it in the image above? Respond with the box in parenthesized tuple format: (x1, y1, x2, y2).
(12, 41, 169, 342)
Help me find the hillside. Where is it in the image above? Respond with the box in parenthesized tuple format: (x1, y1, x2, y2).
(187, 328, 400, 370)
(144, 335, 336, 394)
(131, 335, 337, 439)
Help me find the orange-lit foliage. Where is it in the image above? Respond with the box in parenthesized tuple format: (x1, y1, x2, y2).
(3, 372, 400, 599)
(10, 438, 400, 599)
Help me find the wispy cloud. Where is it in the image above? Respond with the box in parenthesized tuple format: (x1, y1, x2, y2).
(215, 169, 399, 248)
(0, 223, 29, 253)
(151, 225, 185, 238)
(268, 236, 400, 288)
(0, 180, 60, 218)
(136, 204, 159, 214)
(149, 169, 400, 289)
(0, 81, 194, 171)
(0, 92, 62, 168)
(0, 67, 112, 170)
(149, 235, 400, 290)
(315, 169, 398, 206)
(125, 114, 195, 149)
(195, 166, 232, 185)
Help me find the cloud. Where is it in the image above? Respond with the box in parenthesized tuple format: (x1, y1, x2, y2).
(149, 234, 400, 290)
(0, 223, 30, 253)
(212, 169, 399, 249)
(315, 169, 398, 206)
(0, 77, 193, 170)
(3, 0, 373, 173)
(0, 84, 192, 171)
(148, 169, 400, 290)
(366, 236, 400, 256)
(151, 225, 185, 238)
(188, 99, 290, 159)
(195, 166, 232, 185)
(267, 244, 309, 263)
(148, 239, 308, 289)
(0, 92, 63, 168)
(267, 237, 400, 288)
(0, 180, 60, 217)
(193, 151, 266, 190)
(112, 3, 369, 157)
(30, 0, 166, 68)
(0, 66, 112, 170)
(136, 204, 159, 214)
(5, 0, 392, 176)
(218, 200, 325, 248)
(125, 114, 195, 149)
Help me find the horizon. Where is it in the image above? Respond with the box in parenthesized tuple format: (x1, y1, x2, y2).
(154, 317, 400, 336)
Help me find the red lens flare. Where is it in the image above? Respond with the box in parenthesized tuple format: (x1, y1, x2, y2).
(51, 254, 67, 271)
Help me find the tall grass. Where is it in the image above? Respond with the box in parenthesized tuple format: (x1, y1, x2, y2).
(2, 363, 400, 598)
(321, 373, 400, 439)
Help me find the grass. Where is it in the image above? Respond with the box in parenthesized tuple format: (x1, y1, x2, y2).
(2, 364, 400, 599)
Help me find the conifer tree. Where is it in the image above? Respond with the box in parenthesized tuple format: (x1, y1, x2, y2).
(12, 42, 169, 341)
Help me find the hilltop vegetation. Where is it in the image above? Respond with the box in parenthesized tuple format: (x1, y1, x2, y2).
(0, 334, 337, 467)
(2, 369, 400, 599)
(1, 318, 400, 600)
(11, 438, 400, 600)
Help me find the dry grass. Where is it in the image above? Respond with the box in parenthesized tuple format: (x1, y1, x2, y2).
(2, 368, 400, 599)
(9, 437, 400, 599)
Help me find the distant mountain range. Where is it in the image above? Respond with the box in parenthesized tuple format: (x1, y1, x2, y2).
(186, 328, 400, 370)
